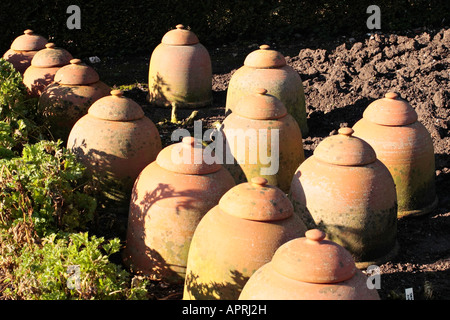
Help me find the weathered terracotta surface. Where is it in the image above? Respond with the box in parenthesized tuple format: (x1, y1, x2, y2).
(67, 90, 162, 204)
(22, 43, 73, 97)
(239, 229, 380, 300)
(39, 58, 111, 141)
(226, 44, 308, 136)
(183, 177, 307, 300)
(352, 92, 437, 218)
(123, 137, 235, 284)
(2, 29, 48, 75)
(148, 24, 212, 108)
(222, 88, 304, 193)
(289, 127, 398, 268)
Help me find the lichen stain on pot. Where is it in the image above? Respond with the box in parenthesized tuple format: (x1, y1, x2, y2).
(183, 177, 307, 300)
(123, 137, 236, 284)
(222, 88, 305, 193)
(148, 24, 212, 108)
(352, 92, 437, 218)
(289, 127, 398, 268)
(67, 90, 162, 205)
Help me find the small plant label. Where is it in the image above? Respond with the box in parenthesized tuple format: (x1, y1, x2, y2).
(405, 287, 414, 300)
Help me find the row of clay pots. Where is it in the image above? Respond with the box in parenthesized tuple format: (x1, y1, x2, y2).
(3, 30, 112, 142)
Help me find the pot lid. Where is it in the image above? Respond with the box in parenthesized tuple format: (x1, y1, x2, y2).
(271, 229, 356, 284)
(31, 43, 73, 68)
(161, 24, 199, 45)
(54, 59, 100, 85)
(243, 45, 287, 69)
(10, 29, 48, 51)
(88, 90, 144, 121)
(313, 127, 377, 166)
(218, 177, 293, 222)
(156, 136, 222, 175)
(363, 92, 418, 126)
(234, 88, 287, 120)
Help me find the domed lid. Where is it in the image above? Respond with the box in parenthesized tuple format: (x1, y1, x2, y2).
(31, 43, 73, 68)
(243, 45, 287, 69)
(10, 29, 48, 51)
(363, 92, 418, 126)
(218, 177, 293, 222)
(271, 229, 356, 284)
(234, 88, 287, 120)
(88, 90, 144, 121)
(161, 24, 199, 45)
(313, 127, 377, 166)
(156, 136, 222, 175)
(54, 59, 100, 85)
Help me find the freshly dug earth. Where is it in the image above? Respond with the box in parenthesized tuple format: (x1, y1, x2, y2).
(93, 27, 450, 300)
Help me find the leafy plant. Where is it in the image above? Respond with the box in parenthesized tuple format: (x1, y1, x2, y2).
(0, 232, 149, 300)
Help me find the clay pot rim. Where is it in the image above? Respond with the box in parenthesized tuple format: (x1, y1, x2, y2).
(30, 43, 73, 68)
(54, 58, 100, 85)
(10, 29, 48, 52)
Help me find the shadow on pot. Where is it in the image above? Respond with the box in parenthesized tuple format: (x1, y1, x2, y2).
(183, 270, 249, 300)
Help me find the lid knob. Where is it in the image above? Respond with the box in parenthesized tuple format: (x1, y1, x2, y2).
(385, 92, 399, 100)
(251, 177, 268, 187)
(338, 127, 354, 137)
(305, 229, 326, 242)
(45, 43, 55, 49)
(110, 90, 124, 97)
(176, 24, 185, 29)
(259, 44, 271, 50)
(70, 58, 82, 65)
(255, 88, 268, 95)
(24, 29, 34, 35)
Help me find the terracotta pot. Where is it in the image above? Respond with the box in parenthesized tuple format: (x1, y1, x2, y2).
(123, 136, 236, 284)
(148, 24, 212, 108)
(39, 58, 111, 141)
(352, 92, 437, 218)
(183, 177, 307, 300)
(239, 229, 380, 300)
(289, 127, 398, 268)
(3, 29, 48, 75)
(23, 43, 73, 97)
(226, 44, 308, 136)
(67, 90, 162, 204)
(222, 88, 305, 193)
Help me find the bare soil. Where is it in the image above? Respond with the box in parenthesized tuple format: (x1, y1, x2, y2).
(93, 26, 450, 300)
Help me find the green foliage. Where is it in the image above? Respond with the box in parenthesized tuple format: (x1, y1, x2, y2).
(1, 232, 149, 300)
(0, 140, 97, 237)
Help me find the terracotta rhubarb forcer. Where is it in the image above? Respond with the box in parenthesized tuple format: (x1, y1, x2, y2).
(148, 24, 212, 108)
(67, 90, 162, 205)
(222, 88, 305, 193)
(123, 136, 235, 284)
(183, 177, 307, 300)
(39, 58, 111, 141)
(239, 229, 380, 300)
(22, 43, 73, 97)
(352, 92, 437, 218)
(226, 44, 308, 136)
(289, 127, 398, 268)
(3, 29, 48, 75)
